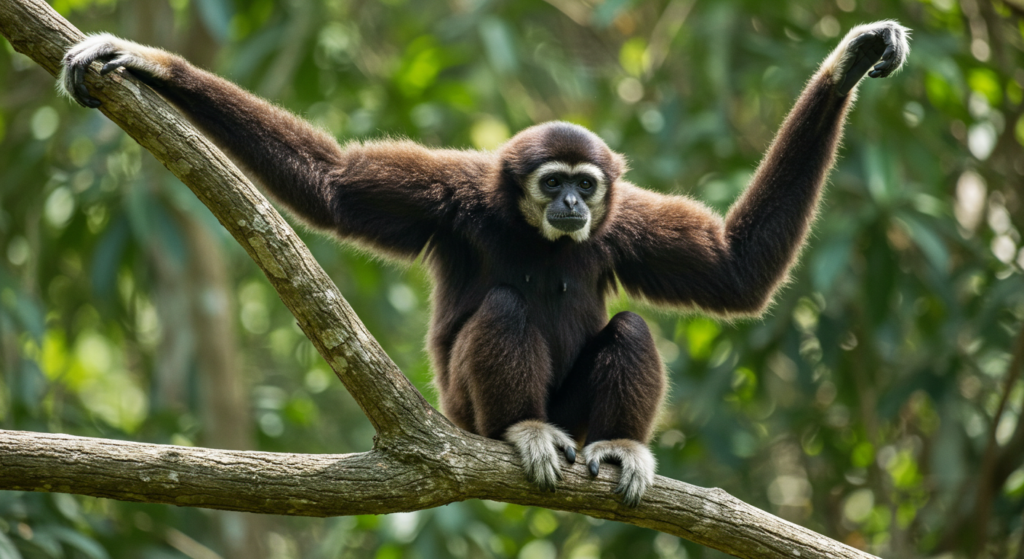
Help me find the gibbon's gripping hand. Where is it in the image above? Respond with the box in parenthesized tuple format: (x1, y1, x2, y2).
(60, 33, 175, 108)
(505, 421, 578, 492)
(582, 439, 656, 507)
(824, 20, 910, 96)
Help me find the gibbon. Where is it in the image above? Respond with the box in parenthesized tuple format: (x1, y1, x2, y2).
(60, 20, 909, 506)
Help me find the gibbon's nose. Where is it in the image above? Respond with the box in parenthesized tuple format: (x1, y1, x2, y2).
(565, 193, 579, 209)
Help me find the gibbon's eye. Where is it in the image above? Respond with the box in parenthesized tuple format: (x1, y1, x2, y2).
(545, 178, 559, 187)
(580, 179, 593, 189)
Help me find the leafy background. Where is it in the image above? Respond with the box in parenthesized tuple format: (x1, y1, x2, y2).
(2, 0, 1024, 557)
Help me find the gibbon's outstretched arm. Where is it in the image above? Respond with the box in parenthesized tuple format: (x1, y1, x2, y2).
(60, 34, 492, 258)
(610, 21, 909, 314)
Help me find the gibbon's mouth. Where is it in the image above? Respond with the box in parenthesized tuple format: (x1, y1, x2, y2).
(548, 212, 588, 232)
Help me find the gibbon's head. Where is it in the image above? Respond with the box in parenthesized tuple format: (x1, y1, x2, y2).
(500, 122, 626, 243)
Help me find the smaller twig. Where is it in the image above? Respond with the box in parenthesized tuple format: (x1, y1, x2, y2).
(994, 0, 1024, 19)
(972, 324, 1024, 556)
(1016, 511, 1024, 559)
(646, 0, 696, 77)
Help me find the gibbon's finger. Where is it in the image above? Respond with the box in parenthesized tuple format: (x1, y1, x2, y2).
(588, 459, 600, 477)
(564, 445, 576, 464)
(71, 62, 86, 92)
(68, 62, 98, 107)
(101, 56, 131, 75)
(837, 33, 886, 93)
(847, 31, 872, 49)
(869, 45, 897, 78)
(73, 74, 101, 108)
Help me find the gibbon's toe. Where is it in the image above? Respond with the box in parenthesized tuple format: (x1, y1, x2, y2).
(505, 420, 578, 492)
(581, 439, 656, 507)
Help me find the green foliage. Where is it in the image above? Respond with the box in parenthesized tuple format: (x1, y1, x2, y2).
(2, 0, 1024, 557)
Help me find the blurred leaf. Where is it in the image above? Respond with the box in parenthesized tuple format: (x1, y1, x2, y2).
(896, 212, 950, 272)
(46, 526, 110, 559)
(594, 0, 634, 28)
(195, 0, 233, 43)
(967, 67, 1001, 105)
(619, 38, 648, 77)
(852, 442, 875, 468)
(11, 295, 44, 340)
(395, 37, 443, 98)
(683, 317, 720, 361)
(0, 531, 21, 559)
(478, 17, 517, 75)
(22, 527, 61, 557)
(151, 202, 187, 273)
(3, 1, 1024, 557)
(811, 232, 855, 293)
(89, 215, 129, 302)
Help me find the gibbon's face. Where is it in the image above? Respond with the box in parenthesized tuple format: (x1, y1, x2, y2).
(500, 121, 624, 243)
(519, 161, 609, 243)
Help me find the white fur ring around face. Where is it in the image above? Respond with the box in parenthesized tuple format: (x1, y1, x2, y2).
(581, 439, 656, 507)
(505, 420, 578, 492)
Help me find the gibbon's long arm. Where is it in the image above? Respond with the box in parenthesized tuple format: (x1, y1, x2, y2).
(610, 21, 909, 315)
(61, 34, 492, 258)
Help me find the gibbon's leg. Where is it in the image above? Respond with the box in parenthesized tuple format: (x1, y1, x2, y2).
(550, 311, 664, 506)
(435, 374, 476, 437)
(450, 286, 577, 491)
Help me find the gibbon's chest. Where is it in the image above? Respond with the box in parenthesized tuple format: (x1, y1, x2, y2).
(483, 235, 612, 327)
(484, 235, 614, 382)
(498, 255, 598, 307)
(427, 228, 615, 382)
(427, 227, 615, 327)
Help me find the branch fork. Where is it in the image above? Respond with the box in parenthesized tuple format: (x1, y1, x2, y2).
(0, 1, 878, 557)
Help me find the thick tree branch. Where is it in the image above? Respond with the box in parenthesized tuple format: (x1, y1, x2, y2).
(0, 1, 878, 558)
(0, 429, 874, 559)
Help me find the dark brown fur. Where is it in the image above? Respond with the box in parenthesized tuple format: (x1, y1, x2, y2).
(92, 50, 850, 447)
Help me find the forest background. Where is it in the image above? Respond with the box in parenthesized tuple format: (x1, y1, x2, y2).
(1, 0, 1023, 558)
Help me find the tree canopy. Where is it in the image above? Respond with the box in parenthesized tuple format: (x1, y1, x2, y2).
(1, 0, 1023, 558)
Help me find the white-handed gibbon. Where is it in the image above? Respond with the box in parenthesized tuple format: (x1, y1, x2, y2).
(60, 20, 909, 506)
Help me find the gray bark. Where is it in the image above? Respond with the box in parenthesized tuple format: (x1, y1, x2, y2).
(0, 1, 878, 558)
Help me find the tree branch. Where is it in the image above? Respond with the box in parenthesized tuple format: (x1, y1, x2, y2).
(0, 1, 879, 558)
(0, 429, 874, 559)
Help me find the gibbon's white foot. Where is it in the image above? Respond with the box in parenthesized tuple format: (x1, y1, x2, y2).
(505, 420, 578, 492)
(582, 439, 656, 507)
(59, 33, 176, 108)
(820, 20, 910, 96)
